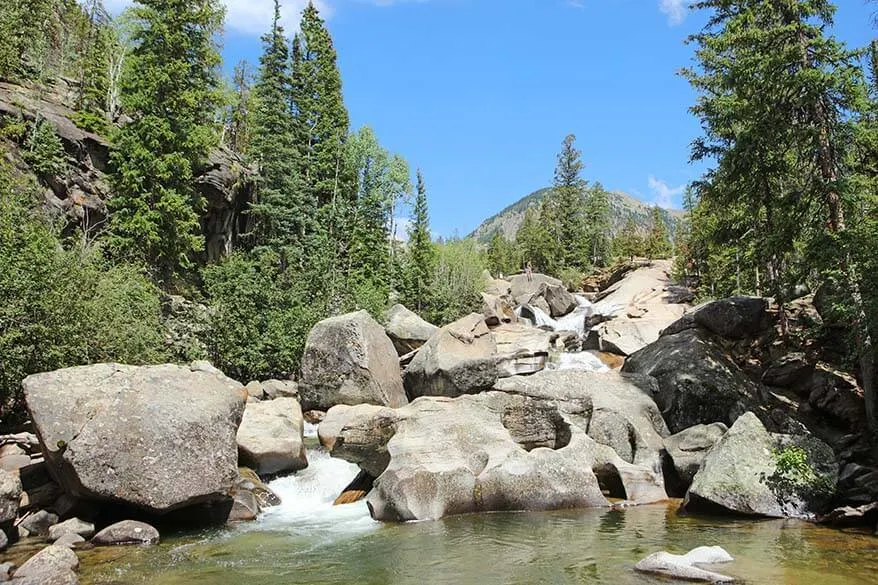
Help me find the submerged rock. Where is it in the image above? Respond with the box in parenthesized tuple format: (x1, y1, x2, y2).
(684, 413, 837, 518)
(384, 304, 439, 355)
(300, 310, 407, 411)
(91, 520, 159, 546)
(236, 397, 307, 476)
(23, 363, 246, 515)
(634, 546, 735, 583)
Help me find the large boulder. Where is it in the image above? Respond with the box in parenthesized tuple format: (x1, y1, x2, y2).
(404, 313, 498, 399)
(91, 520, 159, 546)
(12, 544, 79, 583)
(529, 282, 577, 318)
(493, 323, 552, 377)
(327, 372, 670, 521)
(661, 423, 728, 496)
(23, 363, 247, 514)
(236, 398, 307, 476)
(586, 306, 686, 356)
(300, 310, 407, 411)
(684, 412, 837, 518)
(663, 296, 772, 340)
(480, 293, 516, 327)
(384, 304, 439, 356)
(622, 329, 764, 433)
(509, 273, 563, 306)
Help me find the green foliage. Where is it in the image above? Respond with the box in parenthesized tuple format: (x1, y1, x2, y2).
(423, 238, 486, 326)
(486, 232, 519, 277)
(763, 445, 835, 508)
(107, 0, 224, 282)
(202, 251, 319, 381)
(582, 182, 612, 267)
(0, 167, 165, 423)
(22, 118, 65, 178)
(612, 216, 645, 261)
(551, 134, 588, 270)
(400, 169, 437, 314)
(0, 0, 53, 80)
(645, 206, 673, 259)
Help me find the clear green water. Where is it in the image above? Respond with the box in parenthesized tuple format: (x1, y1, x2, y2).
(78, 503, 877, 585)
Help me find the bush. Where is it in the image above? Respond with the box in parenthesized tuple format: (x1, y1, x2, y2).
(22, 118, 65, 178)
(0, 167, 166, 426)
(423, 238, 487, 326)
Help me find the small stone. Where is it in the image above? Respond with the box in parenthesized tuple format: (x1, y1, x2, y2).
(48, 518, 94, 542)
(245, 381, 264, 400)
(91, 520, 159, 546)
(18, 509, 59, 537)
(52, 533, 85, 549)
(261, 379, 298, 400)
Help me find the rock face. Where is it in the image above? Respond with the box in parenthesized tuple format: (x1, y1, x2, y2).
(634, 546, 735, 583)
(404, 313, 498, 399)
(684, 413, 837, 518)
(236, 398, 307, 476)
(23, 363, 247, 514)
(384, 304, 439, 355)
(662, 423, 728, 496)
(91, 520, 159, 546)
(327, 370, 670, 522)
(623, 329, 764, 433)
(480, 293, 516, 327)
(300, 310, 407, 411)
(664, 296, 771, 340)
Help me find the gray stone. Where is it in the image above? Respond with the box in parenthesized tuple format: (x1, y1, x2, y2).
(261, 379, 298, 400)
(189, 360, 225, 376)
(91, 520, 159, 546)
(236, 397, 307, 476)
(663, 296, 771, 340)
(0, 470, 21, 529)
(684, 413, 837, 518)
(762, 353, 813, 388)
(384, 304, 439, 355)
(23, 363, 247, 514)
(228, 489, 259, 522)
(18, 510, 58, 537)
(404, 313, 498, 399)
(300, 310, 407, 411)
(244, 381, 264, 400)
(529, 282, 577, 318)
(622, 329, 764, 433)
(0, 561, 12, 581)
(509, 272, 563, 306)
(13, 545, 78, 580)
(480, 293, 516, 327)
(493, 324, 551, 377)
(662, 423, 728, 494)
(0, 530, 6, 552)
(52, 533, 85, 548)
(48, 518, 94, 542)
(635, 546, 734, 583)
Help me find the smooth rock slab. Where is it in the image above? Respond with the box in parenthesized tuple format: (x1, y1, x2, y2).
(236, 397, 307, 476)
(635, 546, 735, 583)
(91, 521, 159, 546)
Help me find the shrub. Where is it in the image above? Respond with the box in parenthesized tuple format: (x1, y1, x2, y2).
(22, 118, 65, 178)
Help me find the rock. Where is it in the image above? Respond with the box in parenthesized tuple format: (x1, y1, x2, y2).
(509, 273, 563, 306)
(189, 359, 225, 376)
(300, 310, 407, 411)
(244, 381, 265, 400)
(0, 470, 21, 532)
(587, 308, 685, 356)
(482, 274, 512, 298)
(13, 545, 78, 580)
(23, 363, 247, 514)
(762, 353, 813, 388)
(634, 546, 734, 583)
(663, 296, 772, 340)
(480, 293, 516, 327)
(384, 304, 439, 355)
(48, 518, 94, 542)
(236, 468, 281, 509)
(684, 412, 837, 518)
(11, 570, 79, 585)
(0, 530, 6, 552)
(529, 282, 577, 318)
(492, 323, 551, 377)
(52, 533, 85, 549)
(236, 397, 307, 476)
(228, 489, 259, 522)
(320, 404, 397, 477)
(18, 510, 58, 537)
(261, 379, 298, 400)
(0, 562, 12, 580)
(819, 502, 878, 528)
(404, 313, 498, 399)
(91, 520, 159, 546)
(622, 329, 764, 433)
(662, 423, 728, 497)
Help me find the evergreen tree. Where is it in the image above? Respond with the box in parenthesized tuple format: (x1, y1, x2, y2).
(645, 206, 672, 259)
(403, 169, 436, 313)
(224, 60, 252, 154)
(614, 217, 644, 261)
(107, 0, 224, 283)
(0, 0, 54, 79)
(487, 232, 518, 277)
(583, 182, 611, 267)
(551, 134, 588, 269)
(248, 0, 306, 257)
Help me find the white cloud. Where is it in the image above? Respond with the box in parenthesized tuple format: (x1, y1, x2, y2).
(105, 0, 332, 36)
(659, 0, 689, 25)
(647, 175, 685, 209)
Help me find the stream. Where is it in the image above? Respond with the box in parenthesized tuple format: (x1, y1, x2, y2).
(77, 440, 878, 585)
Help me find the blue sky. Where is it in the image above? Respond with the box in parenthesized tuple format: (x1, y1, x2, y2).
(112, 0, 877, 237)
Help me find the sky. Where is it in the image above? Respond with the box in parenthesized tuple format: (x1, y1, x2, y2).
(109, 0, 876, 237)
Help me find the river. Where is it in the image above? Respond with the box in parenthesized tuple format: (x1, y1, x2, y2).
(77, 442, 878, 585)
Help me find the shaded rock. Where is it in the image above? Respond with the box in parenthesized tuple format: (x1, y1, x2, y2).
(663, 296, 772, 340)
(662, 423, 727, 496)
(23, 363, 246, 515)
(623, 329, 764, 433)
(236, 397, 307, 476)
(235, 468, 281, 509)
(320, 404, 398, 477)
(227, 490, 259, 522)
(18, 510, 58, 537)
(13, 545, 78, 580)
(404, 313, 498, 399)
(384, 304, 439, 355)
(480, 293, 516, 327)
(762, 353, 813, 388)
(48, 518, 94, 542)
(91, 520, 159, 546)
(300, 310, 407, 411)
(819, 502, 878, 528)
(634, 546, 734, 583)
(684, 413, 837, 518)
(333, 470, 374, 505)
(0, 530, 6, 552)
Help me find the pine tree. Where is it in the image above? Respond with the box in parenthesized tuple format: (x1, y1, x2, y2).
(583, 182, 611, 267)
(614, 217, 643, 262)
(551, 134, 588, 270)
(403, 169, 436, 313)
(0, 0, 54, 79)
(225, 60, 252, 154)
(645, 206, 672, 259)
(487, 232, 517, 277)
(248, 0, 306, 258)
(107, 0, 224, 282)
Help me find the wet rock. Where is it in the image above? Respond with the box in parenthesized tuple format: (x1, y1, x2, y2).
(228, 490, 259, 522)
(236, 468, 281, 509)
(12, 545, 78, 581)
(634, 546, 734, 583)
(91, 520, 159, 546)
(819, 502, 878, 528)
(663, 296, 772, 340)
(684, 413, 837, 518)
(384, 304, 439, 355)
(623, 329, 764, 433)
(404, 313, 498, 399)
(48, 518, 94, 542)
(662, 423, 727, 496)
(23, 363, 247, 515)
(300, 310, 407, 411)
(18, 510, 58, 537)
(237, 397, 307, 476)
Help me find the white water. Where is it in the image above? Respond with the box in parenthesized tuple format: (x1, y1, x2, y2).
(254, 448, 377, 539)
(516, 295, 595, 338)
(549, 351, 609, 372)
